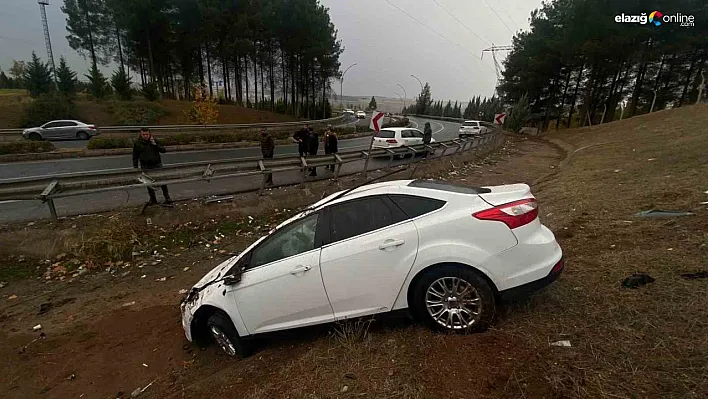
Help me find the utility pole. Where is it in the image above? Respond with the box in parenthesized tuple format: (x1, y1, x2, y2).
(340, 63, 357, 109)
(650, 90, 658, 113)
(481, 44, 512, 96)
(38, 0, 57, 84)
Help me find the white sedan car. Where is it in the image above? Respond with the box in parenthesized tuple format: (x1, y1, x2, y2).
(372, 128, 436, 149)
(356, 111, 366, 119)
(181, 179, 564, 357)
(458, 120, 494, 138)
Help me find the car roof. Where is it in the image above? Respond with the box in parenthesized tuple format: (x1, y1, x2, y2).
(48, 120, 85, 124)
(463, 120, 482, 123)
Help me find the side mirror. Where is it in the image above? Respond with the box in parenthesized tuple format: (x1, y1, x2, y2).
(223, 274, 241, 286)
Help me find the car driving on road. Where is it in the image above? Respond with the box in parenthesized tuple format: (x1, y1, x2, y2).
(458, 120, 494, 138)
(22, 120, 99, 141)
(372, 128, 436, 149)
(181, 179, 564, 357)
(355, 110, 366, 119)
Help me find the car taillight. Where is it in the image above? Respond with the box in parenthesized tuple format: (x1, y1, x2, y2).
(386, 139, 398, 144)
(88, 125, 96, 130)
(473, 198, 538, 229)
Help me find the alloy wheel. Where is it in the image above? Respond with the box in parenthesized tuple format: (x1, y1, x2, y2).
(425, 277, 482, 330)
(210, 325, 237, 356)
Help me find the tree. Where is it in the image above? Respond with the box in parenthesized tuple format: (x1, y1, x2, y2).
(368, 96, 377, 110)
(21, 93, 79, 127)
(443, 100, 453, 117)
(185, 85, 219, 124)
(24, 52, 54, 98)
(111, 68, 133, 100)
(0, 71, 10, 89)
(504, 94, 530, 133)
(62, 0, 111, 70)
(85, 63, 108, 98)
(56, 56, 78, 96)
(415, 83, 433, 115)
(10, 60, 28, 83)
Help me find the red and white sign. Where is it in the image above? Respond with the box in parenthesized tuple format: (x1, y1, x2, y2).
(494, 113, 507, 126)
(369, 111, 385, 132)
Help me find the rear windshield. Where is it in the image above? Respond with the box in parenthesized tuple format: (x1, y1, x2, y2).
(407, 179, 491, 194)
(375, 130, 395, 138)
(463, 121, 479, 127)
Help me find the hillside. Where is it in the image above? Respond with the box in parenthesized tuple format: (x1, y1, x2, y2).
(0, 90, 298, 128)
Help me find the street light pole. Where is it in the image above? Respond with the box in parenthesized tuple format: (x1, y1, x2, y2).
(340, 63, 358, 109)
(411, 75, 424, 92)
(395, 93, 404, 112)
(396, 84, 407, 109)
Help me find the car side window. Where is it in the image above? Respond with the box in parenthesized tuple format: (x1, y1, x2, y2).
(411, 130, 424, 138)
(43, 122, 60, 128)
(328, 197, 404, 243)
(248, 213, 319, 268)
(389, 195, 446, 218)
(400, 130, 412, 138)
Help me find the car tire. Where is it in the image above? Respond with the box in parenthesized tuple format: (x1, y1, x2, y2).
(77, 132, 89, 140)
(28, 133, 42, 141)
(412, 265, 495, 333)
(206, 311, 252, 358)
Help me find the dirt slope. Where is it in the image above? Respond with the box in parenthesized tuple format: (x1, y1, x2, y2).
(0, 104, 707, 398)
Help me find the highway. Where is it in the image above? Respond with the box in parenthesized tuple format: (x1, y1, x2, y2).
(0, 116, 462, 223)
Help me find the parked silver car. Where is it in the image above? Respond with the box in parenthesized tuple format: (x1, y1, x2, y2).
(22, 120, 99, 141)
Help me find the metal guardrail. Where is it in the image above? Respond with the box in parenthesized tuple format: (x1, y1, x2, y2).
(0, 131, 501, 220)
(0, 115, 348, 137)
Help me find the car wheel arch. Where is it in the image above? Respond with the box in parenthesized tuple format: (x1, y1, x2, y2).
(190, 304, 225, 345)
(405, 262, 500, 310)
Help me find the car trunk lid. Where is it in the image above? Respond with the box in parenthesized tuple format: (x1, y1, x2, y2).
(477, 184, 533, 206)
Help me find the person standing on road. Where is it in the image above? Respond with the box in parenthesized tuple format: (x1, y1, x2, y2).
(260, 128, 275, 186)
(293, 125, 310, 157)
(324, 125, 339, 172)
(423, 122, 433, 144)
(132, 127, 172, 206)
(307, 127, 320, 176)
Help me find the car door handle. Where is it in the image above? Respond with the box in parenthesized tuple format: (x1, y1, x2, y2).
(379, 239, 405, 250)
(290, 265, 312, 275)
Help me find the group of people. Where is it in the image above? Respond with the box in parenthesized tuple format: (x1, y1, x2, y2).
(260, 124, 339, 181)
(132, 124, 340, 208)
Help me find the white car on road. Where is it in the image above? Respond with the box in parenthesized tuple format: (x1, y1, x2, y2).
(458, 120, 494, 138)
(356, 111, 366, 119)
(181, 179, 564, 357)
(372, 128, 435, 149)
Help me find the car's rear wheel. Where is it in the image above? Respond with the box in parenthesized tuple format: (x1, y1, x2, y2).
(28, 133, 42, 141)
(412, 265, 495, 333)
(206, 311, 252, 358)
(77, 131, 89, 140)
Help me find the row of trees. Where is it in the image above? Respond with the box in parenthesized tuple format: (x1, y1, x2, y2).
(60, 0, 343, 118)
(498, 0, 708, 130)
(402, 83, 504, 121)
(2, 51, 137, 101)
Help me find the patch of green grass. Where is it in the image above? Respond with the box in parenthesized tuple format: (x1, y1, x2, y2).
(0, 257, 40, 281)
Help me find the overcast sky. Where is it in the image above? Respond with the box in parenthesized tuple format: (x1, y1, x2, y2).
(0, 0, 543, 102)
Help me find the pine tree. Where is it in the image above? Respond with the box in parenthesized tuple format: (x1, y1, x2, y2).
(111, 68, 133, 100)
(0, 71, 10, 89)
(85, 63, 108, 99)
(24, 52, 54, 98)
(56, 56, 78, 96)
(368, 96, 377, 110)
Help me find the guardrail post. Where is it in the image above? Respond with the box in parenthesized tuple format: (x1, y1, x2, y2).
(258, 160, 267, 196)
(451, 140, 463, 154)
(333, 154, 343, 181)
(40, 180, 59, 221)
(300, 157, 308, 185)
(385, 149, 396, 168)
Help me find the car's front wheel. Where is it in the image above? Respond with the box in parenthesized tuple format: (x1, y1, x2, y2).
(28, 133, 42, 141)
(206, 311, 252, 358)
(412, 265, 495, 333)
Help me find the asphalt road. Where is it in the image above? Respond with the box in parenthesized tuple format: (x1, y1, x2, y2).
(0, 115, 461, 223)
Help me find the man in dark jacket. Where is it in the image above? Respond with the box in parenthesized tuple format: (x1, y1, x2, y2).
(307, 127, 320, 176)
(423, 122, 433, 144)
(323, 125, 338, 172)
(293, 125, 310, 157)
(260, 128, 275, 185)
(133, 127, 172, 205)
